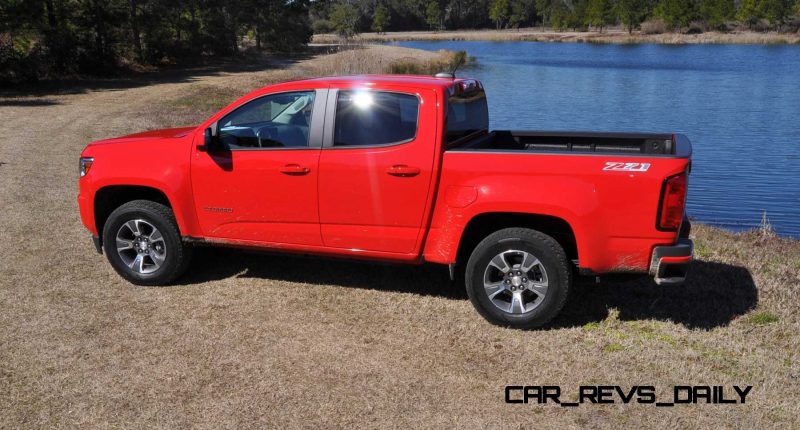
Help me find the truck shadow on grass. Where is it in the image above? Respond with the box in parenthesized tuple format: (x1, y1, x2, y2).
(554, 260, 758, 330)
(182, 249, 757, 330)
(181, 248, 460, 299)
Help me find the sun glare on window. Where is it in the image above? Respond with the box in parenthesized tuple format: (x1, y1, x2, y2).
(352, 91, 373, 109)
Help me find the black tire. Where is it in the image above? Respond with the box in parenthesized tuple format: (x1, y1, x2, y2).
(102, 200, 192, 286)
(465, 228, 571, 329)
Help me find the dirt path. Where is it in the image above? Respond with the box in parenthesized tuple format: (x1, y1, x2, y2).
(1, 46, 798, 429)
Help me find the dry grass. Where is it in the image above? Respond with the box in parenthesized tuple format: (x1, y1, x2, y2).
(1, 44, 799, 429)
(313, 28, 800, 45)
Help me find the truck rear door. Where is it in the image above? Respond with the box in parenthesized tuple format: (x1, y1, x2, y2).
(317, 87, 438, 254)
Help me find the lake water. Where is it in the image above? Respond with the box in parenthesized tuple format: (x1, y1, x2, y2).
(392, 41, 800, 237)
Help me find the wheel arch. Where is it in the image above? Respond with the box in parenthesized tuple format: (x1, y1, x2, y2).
(94, 185, 176, 245)
(455, 212, 579, 268)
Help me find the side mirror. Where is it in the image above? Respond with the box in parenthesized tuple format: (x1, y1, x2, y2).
(199, 125, 219, 152)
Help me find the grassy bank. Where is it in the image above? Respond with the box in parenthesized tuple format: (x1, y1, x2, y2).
(1, 44, 799, 428)
(313, 28, 800, 45)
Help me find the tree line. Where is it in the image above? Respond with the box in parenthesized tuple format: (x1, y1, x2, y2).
(318, 0, 800, 36)
(2, 0, 799, 83)
(0, 0, 313, 82)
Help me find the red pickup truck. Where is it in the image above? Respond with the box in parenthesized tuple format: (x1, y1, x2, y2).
(78, 75, 693, 328)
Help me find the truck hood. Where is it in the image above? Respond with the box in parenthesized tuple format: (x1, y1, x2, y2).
(87, 126, 197, 146)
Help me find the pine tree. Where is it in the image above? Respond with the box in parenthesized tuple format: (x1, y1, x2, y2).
(736, 0, 763, 28)
(508, 0, 530, 29)
(700, 0, 734, 28)
(330, 2, 360, 39)
(489, 0, 511, 29)
(585, 0, 614, 31)
(761, 0, 794, 29)
(655, 0, 697, 31)
(616, 0, 650, 33)
(372, 5, 390, 34)
(426, 1, 442, 31)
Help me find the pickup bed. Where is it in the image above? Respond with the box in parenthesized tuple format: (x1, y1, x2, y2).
(78, 75, 693, 328)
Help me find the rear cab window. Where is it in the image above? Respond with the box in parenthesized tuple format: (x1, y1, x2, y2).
(445, 81, 489, 145)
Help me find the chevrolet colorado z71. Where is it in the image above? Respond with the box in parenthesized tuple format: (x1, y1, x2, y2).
(78, 75, 693, 328)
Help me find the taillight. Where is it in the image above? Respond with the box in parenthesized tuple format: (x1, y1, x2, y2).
(657, 172, 687, 231)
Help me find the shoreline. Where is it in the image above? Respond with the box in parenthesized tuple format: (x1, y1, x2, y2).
(313, 28, 800, 45)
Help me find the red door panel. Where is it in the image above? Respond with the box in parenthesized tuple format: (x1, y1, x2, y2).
(318, 88, 437, 254)
(191, 149, 322, 245)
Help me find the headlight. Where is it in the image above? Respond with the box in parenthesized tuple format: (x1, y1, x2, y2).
(79, 157, 94, 177)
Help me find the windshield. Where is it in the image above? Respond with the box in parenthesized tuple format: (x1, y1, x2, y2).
(446, 88, 489, 144)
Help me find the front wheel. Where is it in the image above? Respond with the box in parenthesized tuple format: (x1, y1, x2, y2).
(465, 228, 571, 329)
(102, 200, 192, 286)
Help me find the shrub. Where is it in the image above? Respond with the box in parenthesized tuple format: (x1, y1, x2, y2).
(641, 19, 668, 34)
(687, 21, 706, 34)
(753, 18, 771, 32)
(312, 19, 333, 34)
(0, 33, 48, 83)
(388, 50, 471, 75)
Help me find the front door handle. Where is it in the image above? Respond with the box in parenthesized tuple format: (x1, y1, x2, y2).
(386, 165, 420, 177)
(279, 164, 311, 175)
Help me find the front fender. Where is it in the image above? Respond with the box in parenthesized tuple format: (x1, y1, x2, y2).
(78, 137, 202, 238)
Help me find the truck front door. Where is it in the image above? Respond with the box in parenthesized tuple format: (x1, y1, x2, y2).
(191, 89, 327, 246)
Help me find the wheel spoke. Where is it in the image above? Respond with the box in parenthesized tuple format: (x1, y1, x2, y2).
(484, 282, 506, 299)
(129, 254, 144, 272)
(520, 252, 540, 273)
(116, 238, 134, 251)
(150, 251, 165, 267)
(149, 229, 164, 243)
(125, 220, 141, 236)
(537, 269, 548, 287)
(510, 292, 525, 314)
(529, 282, 548, 297)
(489, 253, 511, 274)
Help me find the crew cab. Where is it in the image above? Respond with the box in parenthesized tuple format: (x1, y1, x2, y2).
(78, 75, 693, 328)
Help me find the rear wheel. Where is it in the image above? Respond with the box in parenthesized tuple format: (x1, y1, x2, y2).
(465, 228, 571, 329)
(102, 200, 192, 285)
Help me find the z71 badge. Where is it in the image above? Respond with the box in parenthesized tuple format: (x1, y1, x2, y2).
(603, 162, 651, 172)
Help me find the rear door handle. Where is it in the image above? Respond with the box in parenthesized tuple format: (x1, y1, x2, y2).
(386, 165, 420, 177)
(279, 164, 311, 175)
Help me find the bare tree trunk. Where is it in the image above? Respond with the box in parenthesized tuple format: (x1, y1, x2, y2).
(45, 0, 57, 29)
(129, 0, 142, 60)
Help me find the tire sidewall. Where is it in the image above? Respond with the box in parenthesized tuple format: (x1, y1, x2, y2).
(466, 234, 567, 327)
(103, 205, 182, 285)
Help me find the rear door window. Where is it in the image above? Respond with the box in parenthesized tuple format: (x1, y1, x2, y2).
(333, 91, 419, 147)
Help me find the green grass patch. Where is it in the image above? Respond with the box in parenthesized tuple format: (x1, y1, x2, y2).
(748, 311, 779, 325)
(603, 342, 625, 352)
(694, 242, 711, 258)
(583, 322, 600, 331)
